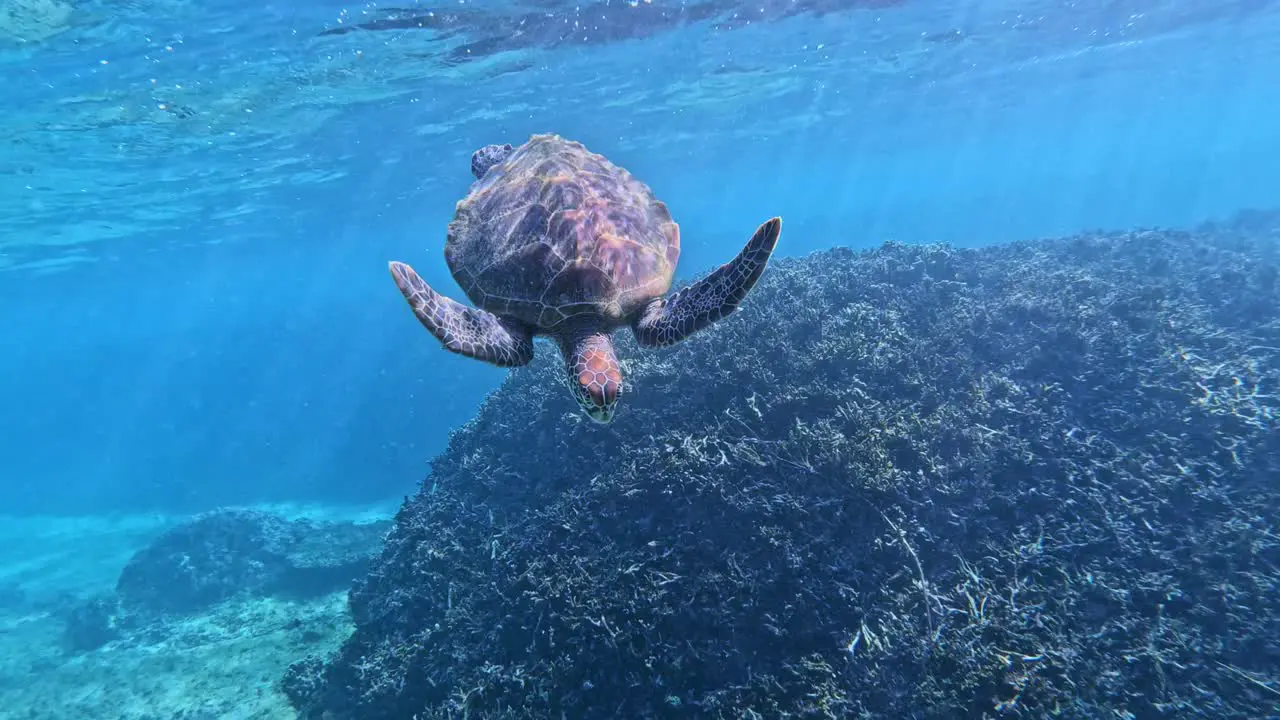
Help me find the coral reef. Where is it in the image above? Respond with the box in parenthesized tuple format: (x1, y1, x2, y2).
(116, 509, 390, 617)
(280, 657, 328, 712)
(0, 507, 381, 719)
(3, 588, 353, 719)
(289, 212, 1280, 718)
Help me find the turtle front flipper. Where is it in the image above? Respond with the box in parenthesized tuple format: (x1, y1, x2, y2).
(632, 217, 781, 347)
(389, 261, 534, 367)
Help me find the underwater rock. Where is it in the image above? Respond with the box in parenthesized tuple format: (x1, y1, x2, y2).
(0, 0, 74, 44)
(116, 508, 389, 617)
(61, 593, 121, 652)
(280, 656, 328, 709)
(287, 211, 1280, 719)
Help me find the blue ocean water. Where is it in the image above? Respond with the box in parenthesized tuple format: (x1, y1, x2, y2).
(1, 1, 1278, 714)
(4, 1, 1277, 515)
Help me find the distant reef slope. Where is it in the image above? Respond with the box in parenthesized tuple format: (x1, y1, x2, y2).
(285, 211, 1280, 719)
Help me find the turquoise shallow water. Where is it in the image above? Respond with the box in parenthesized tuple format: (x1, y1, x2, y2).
(3, 0, 1277, 515)
(1, 1, 1279, 716)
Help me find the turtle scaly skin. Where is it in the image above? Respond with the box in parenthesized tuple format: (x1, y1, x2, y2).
(389, 134, 781, 423)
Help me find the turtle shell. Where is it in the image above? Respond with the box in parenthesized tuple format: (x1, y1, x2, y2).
(443, 134, 680, 330)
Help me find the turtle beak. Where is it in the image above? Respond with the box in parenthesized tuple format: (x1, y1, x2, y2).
(585, 402, 615, 424)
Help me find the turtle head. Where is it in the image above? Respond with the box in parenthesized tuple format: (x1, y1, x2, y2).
(559, 332, 623, 424)
(471, 143, 514, 180)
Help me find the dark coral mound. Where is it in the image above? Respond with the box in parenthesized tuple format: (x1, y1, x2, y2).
(117, 508, 389, 616)
(288, 212, 1280, 719)
(61, 593, 121, 652)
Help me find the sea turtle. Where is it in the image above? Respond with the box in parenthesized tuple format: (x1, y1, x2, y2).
(388, 133, 781, 423)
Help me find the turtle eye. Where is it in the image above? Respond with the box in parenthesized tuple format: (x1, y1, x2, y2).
(576, 368, 620, 408)
(571, 378, 616, 423)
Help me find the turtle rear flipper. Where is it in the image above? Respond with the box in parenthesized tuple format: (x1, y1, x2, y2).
(632, 217, 781, 347)
(389, 261, 534, 367)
